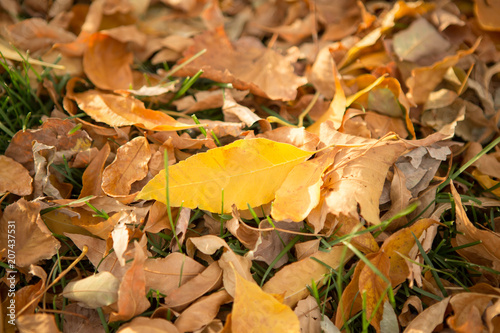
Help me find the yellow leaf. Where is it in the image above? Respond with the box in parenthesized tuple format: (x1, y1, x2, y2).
(271, 151, 335, 222)
(232, 269, 300, 333)
(136, 138, 315, 213)
(472, 169, 500, 197)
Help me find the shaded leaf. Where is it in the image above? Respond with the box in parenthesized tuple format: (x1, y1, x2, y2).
(0, 199, 60, 268)
(137, 138, 315, 213)
(16, 314, 60, 333)
(0, 155, 32, 196)
(102, 136, 151, 199)
(174, 290, 232, 333)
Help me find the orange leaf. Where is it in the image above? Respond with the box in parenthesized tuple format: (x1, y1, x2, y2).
(66, 78, 200, 131)
(358, 252, 391, 332)
(117, 317, 180, 333)
(83, 32, 133, 90)
(232, 269, 300, 333)
(79, 143, 110, 198)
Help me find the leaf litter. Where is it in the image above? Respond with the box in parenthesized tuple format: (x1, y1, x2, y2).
(1, 1, 500, 332)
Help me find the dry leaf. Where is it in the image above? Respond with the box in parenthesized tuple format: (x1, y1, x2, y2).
(117, 317, 179, 333)
(264, 245, 353, 307)
(83, 32, 133, 90)
(102, 136, 151, 198)
(66, 78, 200, 131)
(164, 262, 223, 311)
(0, 155, 33, 196)
(294, 296, 322, 333)
(62, 272, 120, 308)
(174, 290, 232, 333)
(404, 297, 450, 333)
(16, 314, 60, 333)
(272, 150, 335, 222)
(79, 143, 110, 198)
(109, 241, 150, 322)
(232, 269, 300, 333)
(137, 138, 315, 213)
(0, 199, 60, 268)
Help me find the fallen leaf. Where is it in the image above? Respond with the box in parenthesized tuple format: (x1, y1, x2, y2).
(83, 32, 133, 90)
(15, 265, 47, 315)
(109, 241, 150, 322)
(404, 297, 450, 333)
(174, 290, 232, 333)
(117, 317, 179, 333)
(176, 30, 306, 100)
(232, 269, 300, 333)
(66, 78, 200, 131)
(62, 303, 105, 333)
(16, 314, 60, 333)
(264, 245, 353, 307)
(164, 262, 223, 311)
(294, 296, 322, 333)
(0, 199, 60, 268)
(272, 150, 335, 222)
(102, 136, 151, 199)
(358, 252, 391, 332)
(137, 138, 315, 213)
(62, 272, 120, 308)
(450, 182, 500, 272)
(0, 155, 32, 196)
(406, 39, 480, 104)
(79, 143, 110, 198)
(475, 0, 500, 31)
(393, 17, 451, 63)
(5, 118, 92, 173)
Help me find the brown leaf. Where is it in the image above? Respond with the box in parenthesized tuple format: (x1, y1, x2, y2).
(5, 118, 92, 173)
(321, 126, 407, 225)
(7, 18, 75, 56)
(62, 304, 106, 333)
(102, 136, 151, 199)
(264, 245, 353, 307)
(447, 292, 493, 332)
(0, 155, 32, 196)
(450, 182, 500, 272)
(79, 143, 110, 198)
(117, 317, 179, 333)
(83, 32, 133, 90)
(403, 297, 450, 333)
(109, 241, 150, 322)
(174, 290, 232, 333)
(164, 262, 223, 311)
(15, 265, 47, 315)
(177, 30, 306, 101)
(0, 199, 60, 268)
(294, 296, 322, 333)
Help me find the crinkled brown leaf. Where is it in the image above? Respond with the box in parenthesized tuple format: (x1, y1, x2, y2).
(102, 136, 151, 199)
(0, 199, 60, 268)
(0, 155, 32, 196)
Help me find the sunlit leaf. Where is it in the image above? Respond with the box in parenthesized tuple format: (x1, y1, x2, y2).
(137, 138, 315, 213)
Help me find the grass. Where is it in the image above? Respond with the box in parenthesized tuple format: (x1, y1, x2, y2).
(2, 46, 500, 333)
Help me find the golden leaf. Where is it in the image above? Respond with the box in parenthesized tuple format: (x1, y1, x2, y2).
(137, 138, 315, 213)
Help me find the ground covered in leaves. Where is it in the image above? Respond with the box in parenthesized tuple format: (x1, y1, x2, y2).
(1, 0, 500, 332)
